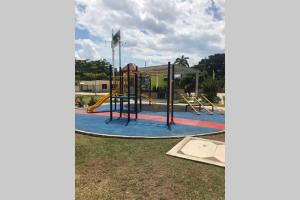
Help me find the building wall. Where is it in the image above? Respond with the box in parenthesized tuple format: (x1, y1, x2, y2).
(79, 80, 110, 92)
(150, 75, 167, 89)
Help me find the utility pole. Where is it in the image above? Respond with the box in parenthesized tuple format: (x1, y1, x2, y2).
(112, 29, 115, 78)
(119, 33, 121, 72)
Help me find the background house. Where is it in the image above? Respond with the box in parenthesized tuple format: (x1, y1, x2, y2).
(76, 80, 110, 93)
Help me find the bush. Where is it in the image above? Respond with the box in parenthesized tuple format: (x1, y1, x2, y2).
(76, 96, 84, 107)
(202, 78, 220, 103)
(88, 96, 97, 106)
(157, 86, 167, 99)
(179, 75, 195, 96)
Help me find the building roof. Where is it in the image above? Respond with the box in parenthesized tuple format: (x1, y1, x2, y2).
(139, 64, 199, 75)
(121, 63, 138, 72)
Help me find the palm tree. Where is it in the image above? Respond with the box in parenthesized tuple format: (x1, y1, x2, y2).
(174, 55, 190, 67)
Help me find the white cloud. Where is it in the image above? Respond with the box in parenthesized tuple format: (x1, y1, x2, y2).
(75, 0, 225, 66)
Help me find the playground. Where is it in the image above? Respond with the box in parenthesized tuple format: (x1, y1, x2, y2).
(75, 63, 225, 138)
(75, 32, 225, 200)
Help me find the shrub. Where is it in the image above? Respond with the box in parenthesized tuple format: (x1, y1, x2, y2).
(88, 96, 97, 106)
(76, 96, 84, 107)
(157, 86, 167, 99)
(202, 78, 220, 103)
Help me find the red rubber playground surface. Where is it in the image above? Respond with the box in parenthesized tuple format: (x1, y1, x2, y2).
(75, 106, 225, 138)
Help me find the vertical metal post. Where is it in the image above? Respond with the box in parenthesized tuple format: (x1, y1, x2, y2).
(135, 66, 138, 120)
(121, 67, 124, 117)
(114, 87, 117, 110)
(149, 76, 152, 103)
(127, 64, 130, 124)
(119, 66, 122, 118)
(166, 62, 170, 128)
(171, 64, 175, 124)
(139, 74, 142, 111)
(195, 72, 199, 98)
(111, 29, 115, 77)
(109, 64, 113, 121)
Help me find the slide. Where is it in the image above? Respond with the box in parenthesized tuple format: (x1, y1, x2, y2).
(87, 93, 111, 113)
(140, 93, 152, 104)
(180, 94, 201, 115)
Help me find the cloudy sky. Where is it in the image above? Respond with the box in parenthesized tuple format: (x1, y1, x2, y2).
(75, 0, 225, 67)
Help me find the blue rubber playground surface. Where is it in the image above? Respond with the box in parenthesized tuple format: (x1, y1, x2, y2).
(75, 105, 225, 138)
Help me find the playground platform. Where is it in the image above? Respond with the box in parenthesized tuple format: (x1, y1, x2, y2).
(75, 104, 225, 138)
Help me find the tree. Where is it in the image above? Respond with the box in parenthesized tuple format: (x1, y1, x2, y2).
(180, 74, 195, 96)
(192, 53, 224, 80)
(75, 58, 110, 83)
(174, 55, 190, 67)
(191, 53, 225, 92)
(202, 78, 220, 103)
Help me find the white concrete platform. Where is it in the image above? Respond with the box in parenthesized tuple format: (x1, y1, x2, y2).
(166, 136, 225, 167)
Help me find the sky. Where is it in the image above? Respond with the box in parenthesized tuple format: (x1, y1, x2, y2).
(75, 0, 225, 67)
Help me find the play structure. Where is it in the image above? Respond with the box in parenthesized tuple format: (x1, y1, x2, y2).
(87, 62, 176, 128)
(179, 93, 215, 115)
(76, 62, 225, 138)
(76, 29, 224, 137)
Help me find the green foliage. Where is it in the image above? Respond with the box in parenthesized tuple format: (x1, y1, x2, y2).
(174, 55, 190, 67)
(88, 96, 97, 106)
(75, 96, 84, 107)
(75, 59, 110, 83)
(202, 78, 220, 103)
(97, 72, 108, 80)
(192, 53, 225, 92)
(179, 74, 195, 96)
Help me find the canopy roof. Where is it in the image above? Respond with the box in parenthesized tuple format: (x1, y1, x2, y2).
(139, 64, 199, 75)
(121, 63, 138, 72)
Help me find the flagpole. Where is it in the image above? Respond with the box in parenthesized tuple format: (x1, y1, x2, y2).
(119, 30, 121, 73)
(112, 29, 115, 78)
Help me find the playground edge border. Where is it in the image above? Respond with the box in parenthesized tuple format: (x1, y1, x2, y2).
(75, 129, 225, 139)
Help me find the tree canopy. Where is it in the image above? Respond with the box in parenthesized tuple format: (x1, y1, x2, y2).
(174, 55, 190, 67)
(75, 59, 111, 84)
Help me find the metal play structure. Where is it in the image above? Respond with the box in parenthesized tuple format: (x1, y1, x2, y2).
(87, 62, 176, 129)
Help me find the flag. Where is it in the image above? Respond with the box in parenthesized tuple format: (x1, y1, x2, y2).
(111, 30, 120, 48)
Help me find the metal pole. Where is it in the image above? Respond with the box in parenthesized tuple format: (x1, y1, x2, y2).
(109, 64, 112, 121)
(112, 29, 115, 77)
(149, 76, 151, 102)
(195, 72, 199, 98)
(117, 30, 121, 113)
(166, 62, 170, 128)
(139, 73, 142, 111)
(171, 64, 175, 124)
(112, 29, 117, 110)
(119, 66, 122, 118)
(135, 66, 138, 120)
(127, 64, 130, 124)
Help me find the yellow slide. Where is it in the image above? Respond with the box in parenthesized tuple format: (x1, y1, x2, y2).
(87, 93, 111, 113)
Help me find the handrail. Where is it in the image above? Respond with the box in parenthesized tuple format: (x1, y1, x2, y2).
(180, 94, 200, 114)
(194, 97, 213, 114)
(199, 94, 215, 111)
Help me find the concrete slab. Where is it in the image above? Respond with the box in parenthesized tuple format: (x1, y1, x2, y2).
(166, 136, 225, 167)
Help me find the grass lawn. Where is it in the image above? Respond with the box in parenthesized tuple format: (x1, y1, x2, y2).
(76, 133, 225, 200)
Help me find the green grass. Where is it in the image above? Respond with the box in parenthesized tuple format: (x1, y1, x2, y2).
(76, 133, 225, 200)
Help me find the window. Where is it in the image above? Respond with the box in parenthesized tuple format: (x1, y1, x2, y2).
(102, 84, 107, 90)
